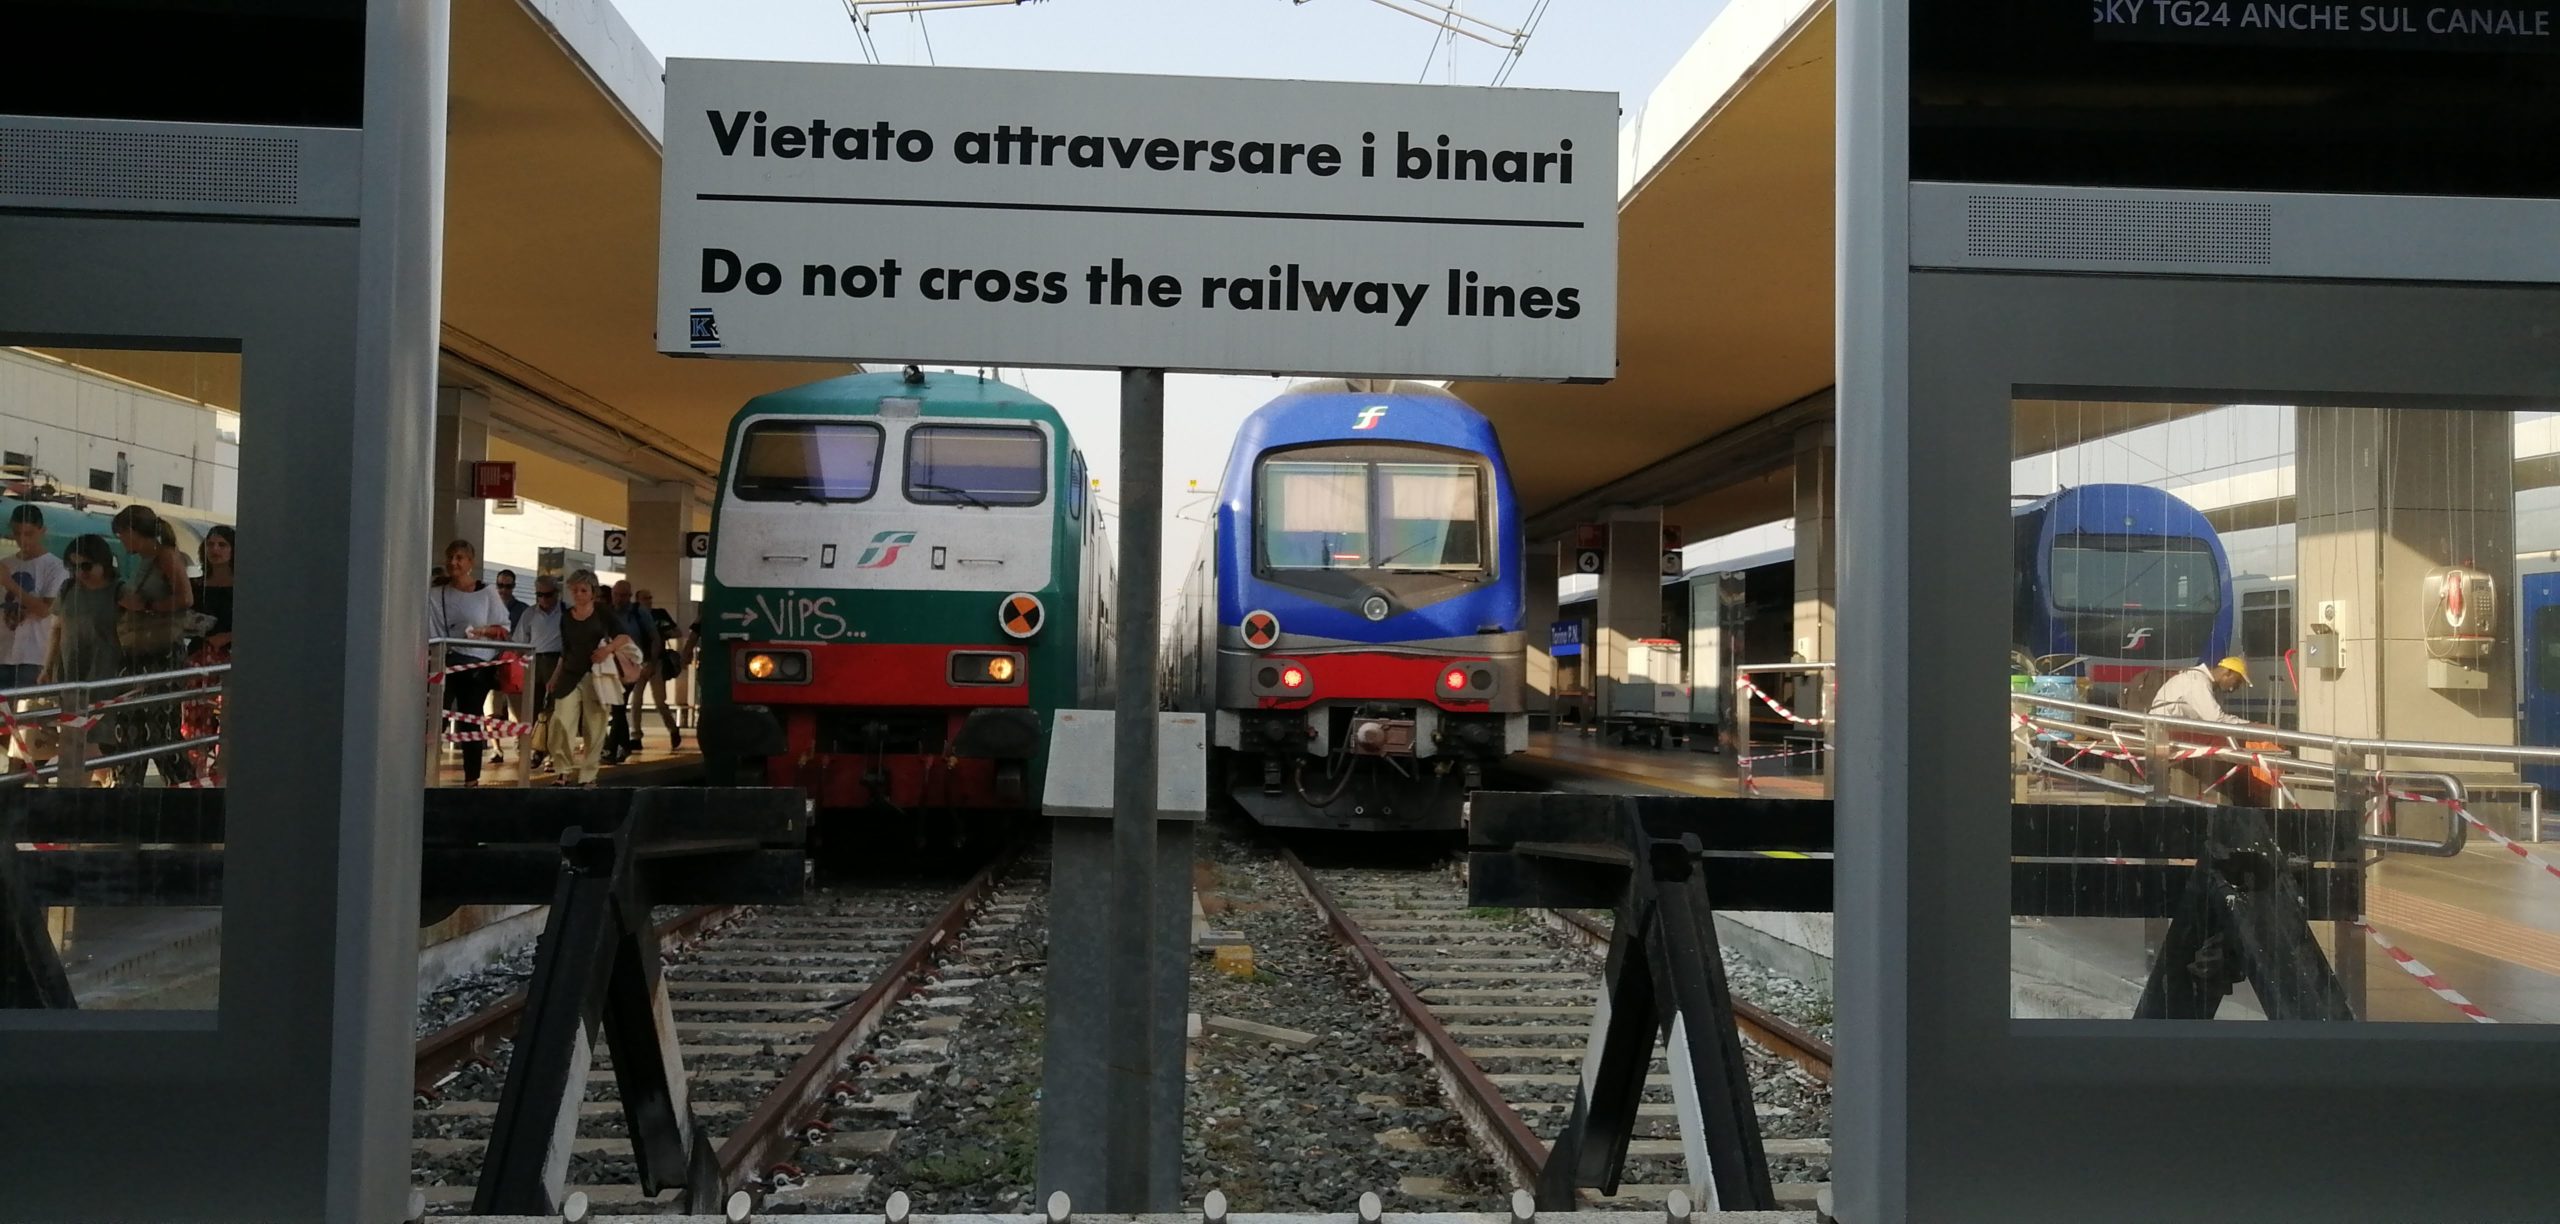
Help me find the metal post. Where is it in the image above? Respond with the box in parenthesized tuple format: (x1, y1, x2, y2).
(426, 666, 446, 783)
(1106, 366, 1165, 1210)
(59, 686, 89, 790)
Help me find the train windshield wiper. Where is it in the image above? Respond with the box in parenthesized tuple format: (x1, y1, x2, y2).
(1371, 533, 1443, 569)
(914, 482, 993, 510)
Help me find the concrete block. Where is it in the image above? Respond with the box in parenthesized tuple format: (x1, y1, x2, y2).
(1202, 1014, 1319, 1048)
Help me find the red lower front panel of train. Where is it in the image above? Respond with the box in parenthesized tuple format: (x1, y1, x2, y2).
(715, 641, 1043, 814)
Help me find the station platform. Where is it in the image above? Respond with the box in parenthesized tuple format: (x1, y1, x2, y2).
(430, 739, 703, 788)
(1511, 731, 2560, 1023)
(1514, 729, 1827, 801)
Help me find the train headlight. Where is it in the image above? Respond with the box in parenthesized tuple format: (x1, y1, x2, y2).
(1361, 595, 1392, 622)
(739, 649, 810, 684)
(951, 651, 1025, 685)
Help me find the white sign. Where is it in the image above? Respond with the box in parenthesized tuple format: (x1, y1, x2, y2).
(658, 60, 1617, 382)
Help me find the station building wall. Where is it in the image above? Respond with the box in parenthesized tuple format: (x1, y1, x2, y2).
(0, 348, 238, 515)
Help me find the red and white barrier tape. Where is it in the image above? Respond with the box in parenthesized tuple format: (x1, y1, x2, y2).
(1737, 678, 1825, 727)
(2360, 921, 2496, 1023)
(2384, 788, 2560, 887)
(427, 654, 517, 682)
(440, 709, 532, 743)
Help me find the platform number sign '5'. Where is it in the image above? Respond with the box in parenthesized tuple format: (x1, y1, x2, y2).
(601, 529, 628, 559)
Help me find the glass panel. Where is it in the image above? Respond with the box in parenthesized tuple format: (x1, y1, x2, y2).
(1374, 463, 1484, 571)
(2, 344, 239, 1012)
(733, 421, 882, 502)
(906, 425, 1046, 507)
(2012, 395, 2560, 1025)
(1261, 460, 1370, 569)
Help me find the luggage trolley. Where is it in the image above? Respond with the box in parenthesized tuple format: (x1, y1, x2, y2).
(1604, 636, 1689, 749)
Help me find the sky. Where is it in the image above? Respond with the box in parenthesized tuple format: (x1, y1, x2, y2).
(614, 0, 1732, 606)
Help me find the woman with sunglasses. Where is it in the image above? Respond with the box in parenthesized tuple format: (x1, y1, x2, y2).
(41, 535, 121, 689)
(30, 535, 125, 781)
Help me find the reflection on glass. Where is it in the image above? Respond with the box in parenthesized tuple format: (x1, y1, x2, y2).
(1262, 460, 1370, 569)
(2011, 396, 2559, 1025)
(1, 344, 238, 1012)
(733, 421, 882, 502)
(905, 425, 1046, 506)
(1376, 463, 1483, 571)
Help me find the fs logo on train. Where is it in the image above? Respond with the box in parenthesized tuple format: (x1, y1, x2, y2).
(854, 530, 916, 569)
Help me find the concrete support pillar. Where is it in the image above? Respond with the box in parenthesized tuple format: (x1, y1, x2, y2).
(1524, 543, 1558, 727)
(1597, 507, 1664, 719)
(1791, 423, 1838, 665)
(432, 387, 491, 564)
(2296, 407, 2516, 773)
(625, 480, 698, 713)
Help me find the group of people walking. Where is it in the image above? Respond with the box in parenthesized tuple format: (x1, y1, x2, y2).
(3, 501, 234, 785)
(428, 539, 693, 787)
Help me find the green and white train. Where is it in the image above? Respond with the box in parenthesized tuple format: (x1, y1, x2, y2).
(696, 367, 1113, 852)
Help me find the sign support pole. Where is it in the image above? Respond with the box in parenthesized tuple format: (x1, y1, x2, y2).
(1106, 366, 1168, 1209)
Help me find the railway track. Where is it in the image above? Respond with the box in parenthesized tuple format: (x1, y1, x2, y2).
(409, 854, 1018, 1213)
(1284, 852, 1832, 1211)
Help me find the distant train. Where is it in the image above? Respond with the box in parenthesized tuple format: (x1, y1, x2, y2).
(696, 368, 1113, 855)
(1562, 482, 2237, 742)
(1162, 381, 1526, 833)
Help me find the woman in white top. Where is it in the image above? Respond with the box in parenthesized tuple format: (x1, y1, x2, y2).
(427, 538, 512, 786)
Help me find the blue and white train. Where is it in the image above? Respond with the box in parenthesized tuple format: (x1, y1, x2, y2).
(1162, 381, 1526, 832)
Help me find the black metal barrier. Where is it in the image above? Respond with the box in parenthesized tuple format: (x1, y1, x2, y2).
(0, 786, 808, 1215)
(1466, 792, 2364, 1211)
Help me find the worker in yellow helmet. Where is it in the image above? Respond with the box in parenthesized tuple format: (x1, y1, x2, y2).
(2150, 655, 2252, 726)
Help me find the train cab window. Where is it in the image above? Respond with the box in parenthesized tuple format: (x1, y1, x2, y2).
(1262, 460, 1371, 569)
(906, 425, 1047, 507)
(1376, 463, 1483, 570)
(733, 421, 883, 502)
(2049, 535, 2222, 614)
(1068, 451, 1086, 520)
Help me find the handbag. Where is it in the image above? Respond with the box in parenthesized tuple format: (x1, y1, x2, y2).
(495, 653, 526, 696)
(116, 610, 185, 655)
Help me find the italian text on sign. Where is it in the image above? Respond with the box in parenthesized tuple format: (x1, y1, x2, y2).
(658, 61, 1617, 382)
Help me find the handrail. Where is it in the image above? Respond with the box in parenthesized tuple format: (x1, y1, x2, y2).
(0, 659, 230, 789)
(2012, 698, 2478, 856)
(2009, 690, 2560, 767)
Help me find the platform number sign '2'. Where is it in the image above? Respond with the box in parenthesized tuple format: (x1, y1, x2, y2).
(602, 529, 628, 559)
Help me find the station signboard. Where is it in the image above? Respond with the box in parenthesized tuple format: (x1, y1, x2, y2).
(468, 460, 515, 501)
(658, 61, 1617, 381)
(1913, 0, 2560, 198)
(1551, 619, 1583, 657)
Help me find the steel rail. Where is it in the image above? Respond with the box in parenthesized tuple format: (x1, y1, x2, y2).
(1541, 907, 1833, 1086)
(1281, 848, 1550, 1190)
(713, 845, 1019, 1191)
(412, 905, 738, 1095)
